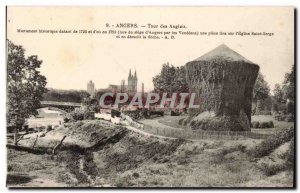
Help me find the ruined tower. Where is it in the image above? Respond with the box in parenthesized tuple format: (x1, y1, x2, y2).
(185, 44, 259, 131)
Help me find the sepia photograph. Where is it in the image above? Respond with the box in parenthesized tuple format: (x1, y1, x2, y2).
(5, 6, 295, 188)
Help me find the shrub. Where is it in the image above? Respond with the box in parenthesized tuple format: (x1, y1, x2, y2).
(64, 117, 70, 123)
(247, 127, 294, 158)
(268, 121, 274, 128)
(83, 111, 95, 120)
(46, 125, 52, 132)
(178, 118, 184, 125)
(132, 172, 140, 178)
(251, 121, 274, 129)
(123, 110, 145, 120)
(285, 114, 294, 122)
(69, 111, 84, 121)
(257, 162, 285, 176)
(280, 137, 294, 170)
(273, 113, 294, 122)
(171, 111, 181, 116)
(287, 101, 294, 114)
(260, 122, 269, 128)
(68, 110, 95, 121)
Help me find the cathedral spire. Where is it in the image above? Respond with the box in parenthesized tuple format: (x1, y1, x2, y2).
(129, 69, 132, 78)
(134, 69, 137, 78)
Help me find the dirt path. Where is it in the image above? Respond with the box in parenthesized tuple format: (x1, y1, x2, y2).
(125, 125, 176, 140)
(139, 118, 180, 130)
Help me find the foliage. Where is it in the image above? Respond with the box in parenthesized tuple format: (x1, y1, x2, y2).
(284, 137, 294, 170)
(82, 97, 99, 112)
(251, 121, 274, 129)
(253, 72, 270, 101)
(274, 113, 294, 122)
(43, 88, 89, 103)
(272, 65, 294, 115)
(282, 65, 295, 101)
(257, 162, 286, 176)
(67, 109, 95, 121)
(286, 101, 294, 115)
(247, 127, 294, 158)
(153, 63, 189, 93)
(7, 40, 47, 123)
(273, 84, 285, 103)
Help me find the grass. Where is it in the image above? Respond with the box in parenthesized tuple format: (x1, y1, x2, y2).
(7, 119, 294, 187)
(7, 149, 68, 187)
(251, 115, 294, 135)
(157, 115, 188, 128)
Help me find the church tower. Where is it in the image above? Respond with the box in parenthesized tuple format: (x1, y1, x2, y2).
(134, 69, 138, 92)
(128, 69, 133, 92)
(127, 69, 138, 92)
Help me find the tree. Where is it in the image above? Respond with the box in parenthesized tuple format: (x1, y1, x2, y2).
(253, 72, 270, 101)
(273, 83, 284, 103)
(153, 63, 189, 93)
(282, 64, 295, 102)
(252, 72, 270, 114)
(7, 40, 47, 125)
(43, 88, 89, 103)
(282, 64, 295, 114)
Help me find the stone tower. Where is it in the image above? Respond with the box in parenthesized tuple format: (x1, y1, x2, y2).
(87, 80, 95, 97)
(121, 80, 125, 92)
(185, 44, 259, 131)
(141, 82, 144, 98)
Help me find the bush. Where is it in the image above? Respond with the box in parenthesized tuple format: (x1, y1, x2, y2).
(268, 121, 274, 128)
(257, 162, 285, 176)
(83, 111, 95, 120)
(287, 101, 294, 114)
(247, 127, 294, 158)
(171, 111, 181, 116)
(64, 117, 70, 123)
(123, 110, 144, 120)
(132, 172, 140, 178)
(280, 137, 294, 170)
(251, 121, 274, 129)
(69, 111, 84, 121)
(259, 122, 269, 128)
(46, 125, 52, 132)
(285, 114, 294, 122)
(68, 110, 95, 121)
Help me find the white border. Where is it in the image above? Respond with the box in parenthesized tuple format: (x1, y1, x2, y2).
(0, 1, 298, 193)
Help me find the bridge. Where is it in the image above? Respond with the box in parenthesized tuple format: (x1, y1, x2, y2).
(40, 101, 82, 111)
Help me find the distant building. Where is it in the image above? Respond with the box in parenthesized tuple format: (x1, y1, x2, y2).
(87, 80, 96, 97)
(127, 69, 138, 92)
(97, 69, 144, 103)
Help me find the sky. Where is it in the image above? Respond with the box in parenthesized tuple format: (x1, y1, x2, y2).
(7, 7, 294, 92)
